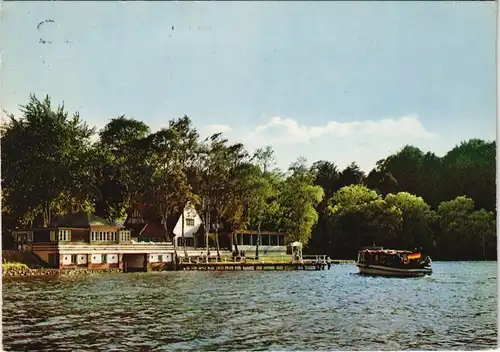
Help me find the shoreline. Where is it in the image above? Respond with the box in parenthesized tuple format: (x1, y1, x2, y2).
(2, 267, 123, 279)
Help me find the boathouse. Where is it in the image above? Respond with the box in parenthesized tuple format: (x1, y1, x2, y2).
(11, 211, 175, 271)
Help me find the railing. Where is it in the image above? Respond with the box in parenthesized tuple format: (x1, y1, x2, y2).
(180, 255, 293, 264)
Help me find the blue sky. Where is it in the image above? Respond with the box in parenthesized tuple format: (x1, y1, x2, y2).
(1, 2, 497, 172)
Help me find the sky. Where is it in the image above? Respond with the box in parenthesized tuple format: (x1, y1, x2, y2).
(1, 2, 497, 172)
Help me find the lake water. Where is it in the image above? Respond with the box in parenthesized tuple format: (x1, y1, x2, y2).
(2, 262, 498, 351)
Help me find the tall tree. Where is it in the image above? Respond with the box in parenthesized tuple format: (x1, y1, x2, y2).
(1, 94, 94, 226)
(279, 158, 324, 245)
(385, 192, 435, 251)
(338, 162, 366, 187)
(94, 116, 151, 220)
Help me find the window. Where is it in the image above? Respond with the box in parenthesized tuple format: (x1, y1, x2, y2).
(262, 235, 269, 246)
(158, 255, 163, 262)
(243, 234, 251, 245)
(50, 230, 56, 241)
(71, 255, 77, 264)
(58, 230, 71, 241)
(278, 235, 284, 246)
(185, 218, 195, 227)
(101, 254, 107, 263)
(251, 234, 258, 245)
(270, 235, 278, 246)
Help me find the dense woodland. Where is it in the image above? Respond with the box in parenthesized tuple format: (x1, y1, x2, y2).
(1, 95, 497, 260)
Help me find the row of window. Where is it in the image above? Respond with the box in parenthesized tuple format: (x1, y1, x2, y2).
(177, 237, 194, 247)
(65, 254, 116, 264)
(234, 234, 285, 246)
(90, 230, 131, 242)
(48, 230, 132, 242)
(62, 254, 170, 264)
(50, 230, 71, 242)
(13, 231, 34, 243)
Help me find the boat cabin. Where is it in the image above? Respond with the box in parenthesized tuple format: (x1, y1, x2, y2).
(357, 249, 424, 268)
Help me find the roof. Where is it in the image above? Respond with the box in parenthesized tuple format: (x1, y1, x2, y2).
(50, 211, 119, 228)
(125, 203, 181, 233)
(140, 221, 168, 239)
(166, 211, 182, 234)
(359, 249, 416, 255)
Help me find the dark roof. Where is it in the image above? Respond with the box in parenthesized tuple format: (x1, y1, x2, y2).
(166, 211, 182, 234)
(50, 211, 118, 228)
(125, 204, 180, 233)
(140, 221, 168, 239)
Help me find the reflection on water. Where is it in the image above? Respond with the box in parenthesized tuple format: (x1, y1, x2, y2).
(2, 262, 497, 351)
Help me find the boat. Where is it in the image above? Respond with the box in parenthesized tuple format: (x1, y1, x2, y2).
(356, 247, 432, 277)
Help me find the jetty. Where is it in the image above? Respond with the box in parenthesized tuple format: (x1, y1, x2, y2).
(177, 255, 354, 271)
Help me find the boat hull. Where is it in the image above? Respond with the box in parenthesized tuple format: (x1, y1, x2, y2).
(356, 263, 432, 277)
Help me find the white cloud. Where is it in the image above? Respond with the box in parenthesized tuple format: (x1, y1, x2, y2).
(251, 114, 437, 143)
(201, 114, 439, 172)
(200, 124, 232, 138)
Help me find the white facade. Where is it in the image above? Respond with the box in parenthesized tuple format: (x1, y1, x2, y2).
(173, 204, 202, 244)
(62, 255, 72, 265)
(107, 254, 119, 264)
(77, 254, 87, 265)
(149, 254, 171, 263)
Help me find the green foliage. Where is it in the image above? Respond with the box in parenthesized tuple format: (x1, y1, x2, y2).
(279, 158, 324, 245)
(2, 95, 95, 226)
(2, 94, 495, 261)
(327, 185, 403, 255)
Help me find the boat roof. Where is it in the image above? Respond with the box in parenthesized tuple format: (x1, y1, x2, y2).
(359, 248, 417, 255)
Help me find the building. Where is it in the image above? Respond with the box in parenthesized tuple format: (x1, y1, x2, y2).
(10, 205, 288, 267)
(123, 203, 205, 250)
(11, 211, 174, 271)
(231, 230, 286, 256)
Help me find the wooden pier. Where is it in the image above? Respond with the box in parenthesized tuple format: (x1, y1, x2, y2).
(177, 256, 354, 271)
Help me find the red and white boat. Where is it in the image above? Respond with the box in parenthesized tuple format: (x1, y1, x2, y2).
(356, 247, 432, 277)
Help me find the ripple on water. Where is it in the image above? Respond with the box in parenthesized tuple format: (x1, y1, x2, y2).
(2, 262, 498, 351)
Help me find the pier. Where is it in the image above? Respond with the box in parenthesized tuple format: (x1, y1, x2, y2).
(177, 255, 354, 271)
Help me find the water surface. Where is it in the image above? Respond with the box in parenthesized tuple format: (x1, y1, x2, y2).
(2, 262, 497, 351)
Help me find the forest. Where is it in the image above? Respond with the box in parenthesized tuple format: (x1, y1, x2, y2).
(1, 95, 497, 260)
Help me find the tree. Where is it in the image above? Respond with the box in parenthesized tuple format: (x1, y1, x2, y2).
(243, 149, 281, 258)
(375, 145, 425, 197)
(327, 185, 402, 256)
(441, 139, 496, 212)
(167, 116, 199, 258)
(466, 209, 496, 259)
(436, 195, 496, 259)
(385, 192, 434, 251)
(93, 116, 151, 220)
(279, 158, 324, 245)
(308, 160, 341, 256)
(1, 94, 95, 227)
(338, 162, 365, 187)
(437, 196, 476, 259)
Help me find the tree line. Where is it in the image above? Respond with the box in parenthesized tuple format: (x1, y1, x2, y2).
(1, 95, 496, 260)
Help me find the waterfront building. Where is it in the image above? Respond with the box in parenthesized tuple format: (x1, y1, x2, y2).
(11, 211, 174, 271)
(9, 204, 288, 268)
